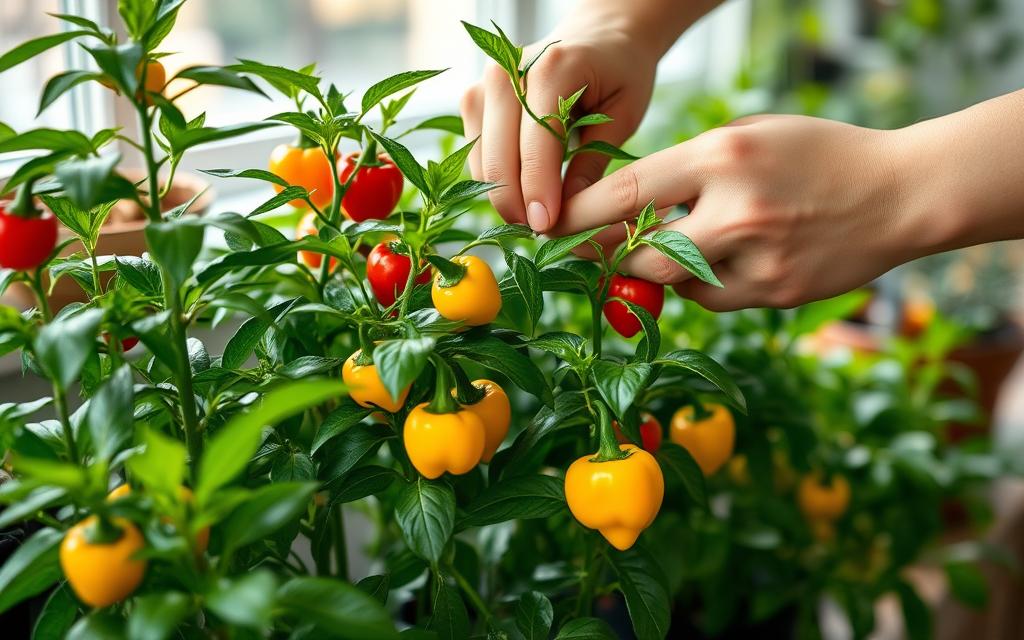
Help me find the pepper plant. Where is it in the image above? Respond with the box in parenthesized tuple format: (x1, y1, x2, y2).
(0, 4, 748, 639)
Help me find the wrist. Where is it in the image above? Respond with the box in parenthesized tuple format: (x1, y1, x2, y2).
(880, 124, 968, 263)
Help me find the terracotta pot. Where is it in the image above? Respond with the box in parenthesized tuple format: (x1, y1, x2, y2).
(813, 318, 1024, 441)
(6, 170, 213, 311)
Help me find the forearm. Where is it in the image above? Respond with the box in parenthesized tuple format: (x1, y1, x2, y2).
(897, 89, 1024, 257)
(560, 0, 724, 60)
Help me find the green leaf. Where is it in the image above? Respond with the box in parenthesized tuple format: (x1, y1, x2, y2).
(0, 528, 63, 615)
(400, 115, 464, 137)
(276, 577, 398, 639)
(56, 153, 138, 211)
(528, 332, 587, 365)
(437, 180, 498, 210)
(199, 167, 288, 187)
(144, 218, 204, 288)
(372, 337, 436, 403)
(84, 41, 142, 95)
(438, 334, 551, 404)
(34, 308, 102, 389)
(86, 365, 133, 462)
(367, 130, 428, 195)
(516, 591, 553, 640)
(638, 230, 721, 287)
(67, 612, 125, 640)
(205, 570, 277, 629)
(0, 128, 92, 155)
(175, 65, 268, 98)
(0, 31, 90, 74)
(163, 122, 278, 155)
(591, 360, 651, 420)
(0, 486, 65, 531)
(557, 86, 588, 120)
(617, 298, 660, 363)
(270, 450, 315, 482)
(318, 423, 392, 485)
(534, 226, 607, 269)
(570, 113, 614, 131)
(127, 427, 187, 497)
(38, 70, 102, 115)
(461, 21, 521, 79)
(356, 574, 390, 604)
(607, 547, 671, 640)
(221, 482, 318, 552)
(312, 399, 371, 454)
(229, 59, 323, 102)
(502, 250, 542, 334)
(249, 186, 310, 215)
(429, 579, 469, 640)
(395, 478, 455, 563)
(31, 583, 78, 640)
(554, 618, 617, 639)
(222, 298, 297, 369)
(655, 350, 746, 413)
(944, 561, 988, 609)
(896, 580, 932, 640)
(457, 474, 565, 529)
(196, 379, 347, 504)
(144, 0, 186, 48)
(656, 443, 707, 510)
(362, 69, 446, 114)
(114, 254, 161, 296)
(568, 140, 638, 161)
(477, 223, 533, 243)
(127, 592, 191, 640)
(279, 355, 343, 379)
(329, 465, 398, 505)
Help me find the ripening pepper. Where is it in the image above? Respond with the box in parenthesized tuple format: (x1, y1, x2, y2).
(108, 484, 209, 554)
(343, 349, 409, 413)
(60, 516, 147, 608)
(798, 472, 850, 521)
(431, 255, 502, 326)
(456, 379, 511, 462)
(669, 403, 735, 476)
(614, 412, 663, 454)
(404, 403, 485, 479)
(565, 444, 665, 550)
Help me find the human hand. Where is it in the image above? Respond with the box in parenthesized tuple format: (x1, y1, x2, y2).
(459, 12, 662, 233)
(554, 114, 940, 310)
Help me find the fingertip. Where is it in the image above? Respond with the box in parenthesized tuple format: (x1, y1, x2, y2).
(527, 201, 551, 233)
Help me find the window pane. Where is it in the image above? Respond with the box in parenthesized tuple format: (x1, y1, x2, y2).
(162, 0, 483, 126)
(0, 0, 73, 132)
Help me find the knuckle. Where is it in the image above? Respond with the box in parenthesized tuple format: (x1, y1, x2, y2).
(702, 127, 757, 169)
(609, 167, 641, 213)
(644, 253, 683, 285)
(483, 63, 508, 86)
(459, 85, 482, 115)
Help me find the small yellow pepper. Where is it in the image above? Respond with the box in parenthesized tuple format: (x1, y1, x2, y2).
(798, 472, 850, 521)
(669, 403, 735, 476)
(456, 379, 511, 462)
(565, 404, 664, 550)
(60, 516, 147, 608)
(342, 349, 409, 413)
(431, 255, 502, 326)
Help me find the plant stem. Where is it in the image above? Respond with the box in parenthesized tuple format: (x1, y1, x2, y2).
(53, 382, 78, 464)
(591, 402, 627, 462)
(426, 356, 459, 414)
(449, 564, 492, 623)
(136, 103, 202, 477)
(575, 537, 602, 618)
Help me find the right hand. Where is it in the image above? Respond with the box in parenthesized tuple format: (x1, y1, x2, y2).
(460, 14, 661, 233)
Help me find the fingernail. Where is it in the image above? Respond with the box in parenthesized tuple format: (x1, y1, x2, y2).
(527, 201, 549, 232)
